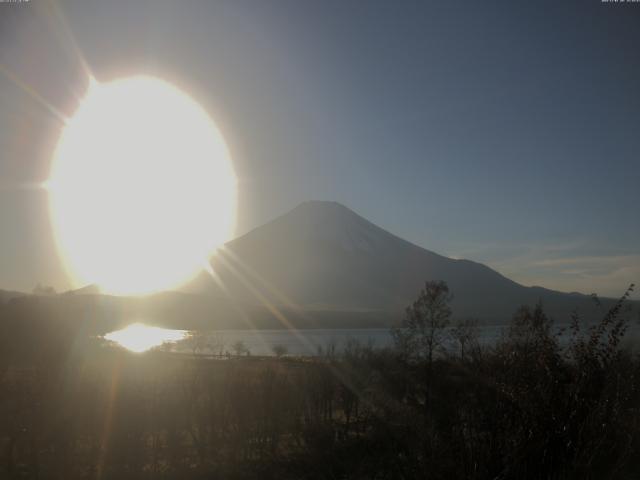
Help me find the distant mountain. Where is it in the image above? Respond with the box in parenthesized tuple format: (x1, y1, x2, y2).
(5, 202, 630, 333)
(64, 284, 102, 295)
(184, 201, 628, 325)
(0, 289, 26, 305)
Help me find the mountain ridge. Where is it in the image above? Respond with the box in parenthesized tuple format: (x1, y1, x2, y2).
(183, 201, 623, 324)
(15, 201, 631, 330)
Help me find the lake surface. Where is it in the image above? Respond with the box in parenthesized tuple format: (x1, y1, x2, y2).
(104, 323, 188, 353)
(178, 328, 404, 356)
(101, 324, 548, 356)
(104, 322, 640, 356)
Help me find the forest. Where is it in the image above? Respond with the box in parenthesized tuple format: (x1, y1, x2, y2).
(0, 281, 638, 479)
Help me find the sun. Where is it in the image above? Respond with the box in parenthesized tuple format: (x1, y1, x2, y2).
(48, 76, 237, 295)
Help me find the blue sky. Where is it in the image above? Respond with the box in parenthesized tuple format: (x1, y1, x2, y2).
(0, 0, 638, 296)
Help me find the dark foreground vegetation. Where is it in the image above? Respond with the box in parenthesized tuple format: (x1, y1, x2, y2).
(1, 282, 639, 479)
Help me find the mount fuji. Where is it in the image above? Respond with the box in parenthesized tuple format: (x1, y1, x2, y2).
(182, 201, 615, 327)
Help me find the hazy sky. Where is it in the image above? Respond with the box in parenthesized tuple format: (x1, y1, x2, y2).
(0, 0, 638, 296)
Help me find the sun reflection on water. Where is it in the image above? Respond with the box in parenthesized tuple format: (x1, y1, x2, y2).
(104, 323, 187, 353)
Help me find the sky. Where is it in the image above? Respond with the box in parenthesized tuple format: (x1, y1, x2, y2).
(0, 0, 638, 297)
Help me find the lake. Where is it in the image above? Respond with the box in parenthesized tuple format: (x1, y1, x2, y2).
(105, 323, 616, 356)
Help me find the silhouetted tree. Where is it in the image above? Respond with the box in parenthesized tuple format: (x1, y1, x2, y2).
(450, 318, 479, 361)
(184, 331, 208, 355)
(32, 283, 56, 296)
(2, 283, 639, 479)
(393, 280, 452, 363)
(232, 340, 247, 356)
(272, 344, 288, 357)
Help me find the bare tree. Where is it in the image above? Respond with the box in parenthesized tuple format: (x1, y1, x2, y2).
(184, 331, 208, 356)
(210, 332, 226, 357)
(450, 318, 479, 361)
(272, 344, 288, 358)
(32, 283, 56, 296)
(232, 340, 247, 357)
(393, 280, 452, 363)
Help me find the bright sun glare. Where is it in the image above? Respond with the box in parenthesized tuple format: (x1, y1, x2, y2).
(48, 76, 237, 295)
(104, 323, 187, 353)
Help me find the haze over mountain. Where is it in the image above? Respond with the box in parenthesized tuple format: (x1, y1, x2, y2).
(0, 289, 26, 305)
(5, 201, 630, 332)
(186, 201, 622, 325)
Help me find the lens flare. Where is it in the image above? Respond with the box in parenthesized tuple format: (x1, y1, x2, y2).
(49, 76, 236, 295)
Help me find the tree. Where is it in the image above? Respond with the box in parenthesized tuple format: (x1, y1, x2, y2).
(184, 331, 208, 355)
(32, 283, 56, 296)
(393, 280, 452, 363)
(272, 345, 288, 358)
(232, 340, 247, 357)
(450, 318, 479, 361)
(210, 332, 226, 357)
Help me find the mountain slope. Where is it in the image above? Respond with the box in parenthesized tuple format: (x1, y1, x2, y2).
(186, 201, 615, 323)
(5, 202, 628, 332)
(0, 289, 26, 304)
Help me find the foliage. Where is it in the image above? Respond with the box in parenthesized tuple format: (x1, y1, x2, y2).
(232, 340, 249, 356)
(272, 344, 288, 358)
(0, 282, 638, 479)
(392, 280, 452, 363)
(450, 317, 480, 361)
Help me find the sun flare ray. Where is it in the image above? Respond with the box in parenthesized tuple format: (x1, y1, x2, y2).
(48, 76, 237, 295)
